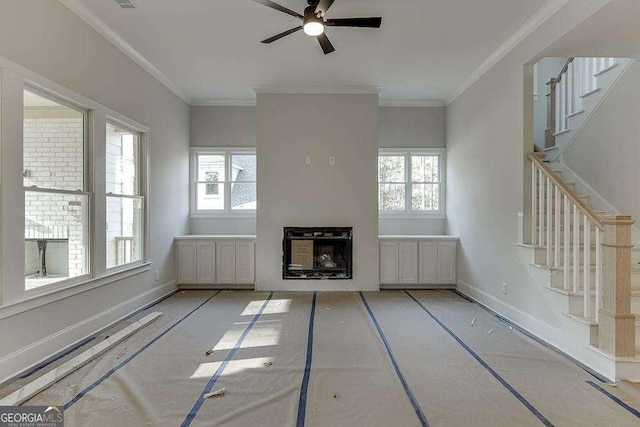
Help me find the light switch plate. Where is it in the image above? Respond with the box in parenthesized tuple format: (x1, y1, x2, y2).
(305, 156, 312, 165)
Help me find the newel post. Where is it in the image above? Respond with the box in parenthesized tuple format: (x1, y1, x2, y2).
(599, 215, 636, 357)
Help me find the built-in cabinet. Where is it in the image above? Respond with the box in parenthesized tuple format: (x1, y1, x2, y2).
(380, 237, 458, 288)
(175, 236, 256, 288)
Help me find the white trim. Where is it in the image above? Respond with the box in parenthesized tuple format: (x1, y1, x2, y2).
(0, 279, 175, 385)
(252, 85, 383, 95)
(0, 312, 162, 406)
(446, 0, 571, 105)
(378, 148, 446, 216)
(379, 100, 445, 107)
(190, 147, 257, 216)
(0, 263, 152, 321)
(57, 0, 190, 104)
(191, 98, 257, 107)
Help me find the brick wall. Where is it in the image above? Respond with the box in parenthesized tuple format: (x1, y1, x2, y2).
(23, 110, 86, 277)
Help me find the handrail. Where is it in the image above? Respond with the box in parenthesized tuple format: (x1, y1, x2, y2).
(528, 153, 603, 229)
(546, 57, 574, 86)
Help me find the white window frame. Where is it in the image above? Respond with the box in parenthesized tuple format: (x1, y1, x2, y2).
(23, 85, 92, 293)
(190, 147, 257, 218)
(105, 118, 147, 272)
(378, 148, 446, 218)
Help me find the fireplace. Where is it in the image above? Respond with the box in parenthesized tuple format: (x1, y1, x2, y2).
(283, 227, 353, 280)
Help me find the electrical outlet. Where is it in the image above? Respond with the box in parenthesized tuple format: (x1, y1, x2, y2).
(329, 157, 336, 165)
(155, 271, 160, 281)
(502, 282, 507, 294)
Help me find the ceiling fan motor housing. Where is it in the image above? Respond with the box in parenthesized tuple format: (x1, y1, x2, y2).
(304, 5, 323, 22)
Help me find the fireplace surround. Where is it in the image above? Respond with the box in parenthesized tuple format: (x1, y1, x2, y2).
(283, 227, 353, 280)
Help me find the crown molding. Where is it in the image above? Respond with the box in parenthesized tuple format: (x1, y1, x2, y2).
(252, 85, 383, 95)
(191, 98, 257, 107)
(446, 0, 571, 105)
(58, 0, 191, 104)
(379, 99, 445, 107)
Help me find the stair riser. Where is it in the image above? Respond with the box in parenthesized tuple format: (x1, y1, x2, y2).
(552, 269, 640, 289)
(535, 246, 598, 265)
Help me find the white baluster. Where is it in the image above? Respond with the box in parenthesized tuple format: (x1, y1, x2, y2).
(539, 169, 544, 245)
(595, 227, 602, 323)
(554, 186, 561, 267)
(561, 77, 567, 131)
(573, 205, 579, 293)
(583, 216, 591, 318)
(555, 77, 561, 134)
(574, 58, 583, 110)
(564, 195, 570, 290)
(547, 177, 552, 265)
(567, 61, 573, 115)
(532, 165, 537, 245)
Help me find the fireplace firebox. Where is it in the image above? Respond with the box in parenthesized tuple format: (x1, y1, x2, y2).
(283, 227, 353, 280)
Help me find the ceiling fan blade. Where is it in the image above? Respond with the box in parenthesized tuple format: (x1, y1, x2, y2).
(316, 33, 335, 55)
(250, 0, 303, 20)
(315, 0, 335, 16)
(261, 26, 303, 44)
(326, 17, 382, 28)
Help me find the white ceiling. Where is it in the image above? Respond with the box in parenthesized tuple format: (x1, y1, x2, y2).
(63, 0, 552, 104)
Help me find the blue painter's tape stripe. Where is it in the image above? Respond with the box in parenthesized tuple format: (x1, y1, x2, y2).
(493, 314, 609, 384)
(359, 292, 430, 427)
(182, 292, 274, 427)
(587, 381, 640, 419)
(20, 337, 97, 379)
(296, 292, 317, 427)
(452, 289, 475, 303)
(405, 291, 554, 427)
(63, 291, 222, 410)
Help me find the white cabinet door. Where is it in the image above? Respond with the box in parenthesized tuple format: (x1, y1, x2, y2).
(398, 242, 418, 284)
(379, 242, 399, 284)
(418, 241, 438, 284)
(235, 241, 255, 284)
(196, 241, 215, 284)
(177, 241, 197, 284)
(438, 241, 457, 284)
(216, 241, 236, 284)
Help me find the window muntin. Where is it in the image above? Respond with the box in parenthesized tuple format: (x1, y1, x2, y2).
(378, 150, 443, 215)
(23, 88, 90, 290)
(106, 122, 144, 269)
(192, 150, 256, 214)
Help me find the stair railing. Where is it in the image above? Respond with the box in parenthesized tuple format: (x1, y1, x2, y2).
(545, 57, 618, 149)
(529, 153, 635, 356)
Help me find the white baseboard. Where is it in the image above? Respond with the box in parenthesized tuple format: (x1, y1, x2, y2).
(0, 280, 177, 385)
(456, 280, 562, 345)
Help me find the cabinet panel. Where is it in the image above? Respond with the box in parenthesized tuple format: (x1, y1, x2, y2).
(196, 241, 215, 284)
(398, 242, 418, 284)
(438, 241, 457, 284)
(177, 241, 197, 284)
(379, 242, 399, 284)
(235, 241, 255, 284)
(418, 241, 438, 284)
(216, 241, 236, 284)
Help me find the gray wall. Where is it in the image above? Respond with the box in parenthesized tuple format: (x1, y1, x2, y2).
(446, 0, 612, 351)
(0, 0, 189, 380)
(563, 59, 640, 222)
(256, 93, 379, 291)
(379, 107, 446, 148)
(190, 105, 447, 235)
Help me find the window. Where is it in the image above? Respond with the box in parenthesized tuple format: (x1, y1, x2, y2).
(106, 122, 144, 269)
(378, 149, 444, 215)
(23, 88, 90, 290)
(191, 149, 257, 214)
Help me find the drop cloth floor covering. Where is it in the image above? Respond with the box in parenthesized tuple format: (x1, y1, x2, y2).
(4, 290, 640, 426)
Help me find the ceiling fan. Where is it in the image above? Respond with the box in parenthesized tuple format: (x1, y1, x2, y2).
(250, 0, 382, 54)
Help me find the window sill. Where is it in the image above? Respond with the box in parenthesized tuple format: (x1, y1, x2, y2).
(190, 212, 256, 219)
(0, 263, 152, 321)
(379, 214, 446, 220)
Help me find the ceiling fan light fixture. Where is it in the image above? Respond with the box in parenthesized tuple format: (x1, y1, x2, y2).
(303, 21, 324, 36)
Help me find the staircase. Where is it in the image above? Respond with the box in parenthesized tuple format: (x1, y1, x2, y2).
(519, 153, 640, 381)
(541, 57, 632, 160)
